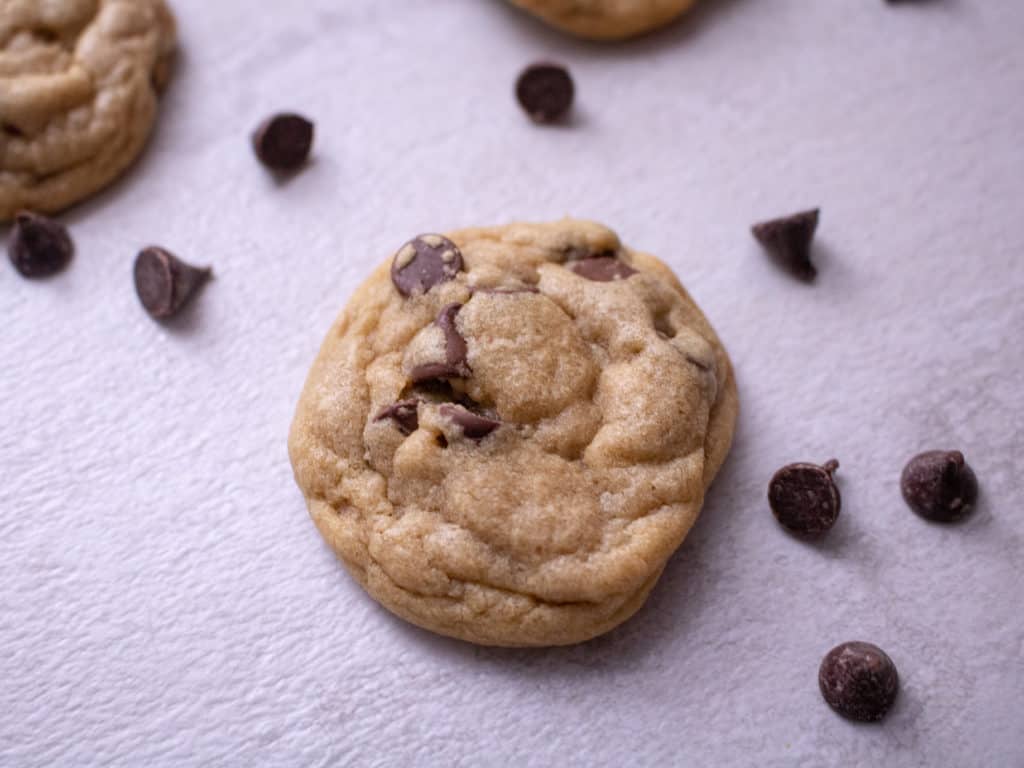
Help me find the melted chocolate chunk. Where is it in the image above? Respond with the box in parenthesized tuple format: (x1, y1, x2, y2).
(440, 404, 500, 441)
(8, 211, 73, 278)
(252, 113, 314, 171)
(569, 256, 637, 282)
(515, 62, 574, 124)
(819, 641, 899, 722)
(410, 303, 471, 382)
(901, 450, 978, 522)
(133, 246, 211, 319)
(752, 208, 820, 280)
(768, 459, 841, 535)
(391, 234, 463, 296)
(375, 400, 419, 435)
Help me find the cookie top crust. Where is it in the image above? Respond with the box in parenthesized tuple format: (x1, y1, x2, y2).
(507, 0, 697, 41)
(289, 219, 737, 646)
(0, 0, 176, 220)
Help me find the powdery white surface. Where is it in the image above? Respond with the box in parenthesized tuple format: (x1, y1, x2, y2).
(2, 1, 1023, 766)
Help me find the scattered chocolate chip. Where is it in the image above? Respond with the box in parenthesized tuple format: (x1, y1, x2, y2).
(819, 641, 899, 722)
(569, 256, 637, 283)
(252, 113, 314, 171)
(768, 459, 841, 535)
(752, 208, 820, 280)
(2, 122, 25, 138)
(391, 234, 463, 296)
(375, 400, 419, 435)
(440, 404, 501, 441)
(8, 211, 73, 278)
(410, 303, 471, 383)
(516, 62, 574, 124)
(133, 246, 211, 320)
(901, 450, 978, 523)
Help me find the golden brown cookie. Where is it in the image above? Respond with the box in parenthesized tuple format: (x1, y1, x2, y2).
(289, 219, 738, 647)
(0, 0, 177, 221)
(507, 0, 697, 41)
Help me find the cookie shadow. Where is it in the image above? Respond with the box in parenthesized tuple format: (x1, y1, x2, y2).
(388, 429, 747, 679)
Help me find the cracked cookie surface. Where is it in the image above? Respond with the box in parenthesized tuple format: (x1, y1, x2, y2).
(0, 0, 176, 220)
(507, 0, 697, 41)
(289, 219, 737, 646)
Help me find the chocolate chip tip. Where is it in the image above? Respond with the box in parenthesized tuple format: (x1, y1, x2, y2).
(134, 246, 212, 320)
(752, 208, 821, 281)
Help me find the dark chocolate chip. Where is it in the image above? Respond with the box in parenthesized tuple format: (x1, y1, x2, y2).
(3, 122, 25, 138)
(252, 113, 314, 171)
(569, 256, 637, 283)
(768, 459, 841, 535)
(901, 450, 978, 523)
(390, 234, 463, 296)
(440, 404, 500, 441)
(410, 303, 471, 383)
(752, 208, 820, 281)
(819, 641, 899, 722)
(8, 211, 73, 278)
(133, 246, 211, 319)
(375, 400, 420, 435)
(515, 62, 574, 124)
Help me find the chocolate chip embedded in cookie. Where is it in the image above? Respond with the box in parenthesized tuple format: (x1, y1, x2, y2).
(506, 0, 698, 41)
(0, 0, 177, 221)
(289, 218, 738, 647)
(390, 235, 464, 296)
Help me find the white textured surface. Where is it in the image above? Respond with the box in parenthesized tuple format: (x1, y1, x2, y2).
(3, 1, 1023, 766)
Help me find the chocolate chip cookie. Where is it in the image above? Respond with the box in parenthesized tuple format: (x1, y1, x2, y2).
(0, 0, 177, 221)
(507, 0, 697, 41)
(289, 219, 738, 646)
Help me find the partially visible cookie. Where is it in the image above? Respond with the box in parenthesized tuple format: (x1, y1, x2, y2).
(289, 219, 738, 647)
(507, 0, 697, 41)
(0, 0, 177, 221)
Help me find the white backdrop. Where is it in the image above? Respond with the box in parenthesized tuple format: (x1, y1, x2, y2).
(3, 1, 1022, 766)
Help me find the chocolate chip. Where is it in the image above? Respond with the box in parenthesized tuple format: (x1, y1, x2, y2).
(133, 246, 211, 319)
(410, 303, 471, 383)
(252, 113, 314, 171)
(768, 459, 841, 535)
(752, 208, 820, 280)
(819, 641, 899, 722)
(8, 211, 73, 278)
(516, 63, 574, 124)
(440, 404, 500, 441)
(569, 256, 637, 283)
(901, 450, 978, 523)
(390, 234, 463, 296)
(375, 400, 419, 435)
